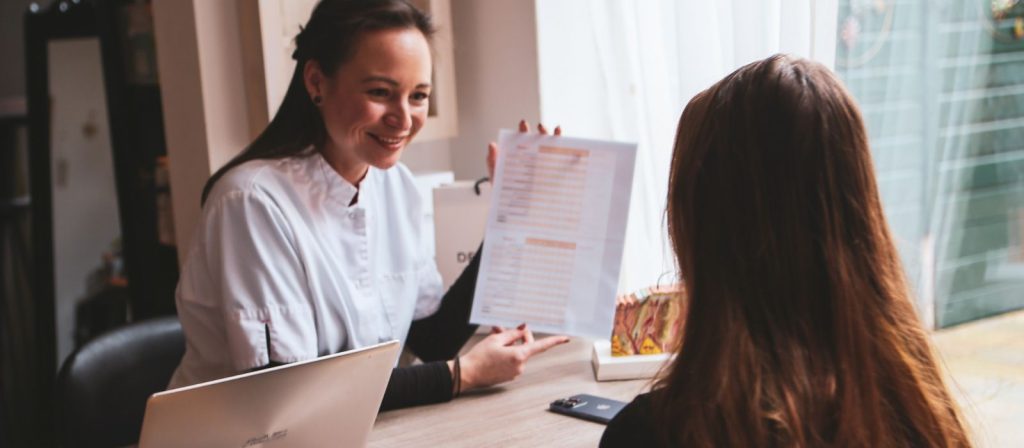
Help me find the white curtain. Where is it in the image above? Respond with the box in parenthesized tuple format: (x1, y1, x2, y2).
(536, 0, 838, 293)
(924, 2, 1024, 328)
(834, 2, 938, 325)
(834, 1, 1024, 329)
(928, 1, 996, 328)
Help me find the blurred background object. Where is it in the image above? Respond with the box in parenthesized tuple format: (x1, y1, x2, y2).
(2, 0, 178, 445)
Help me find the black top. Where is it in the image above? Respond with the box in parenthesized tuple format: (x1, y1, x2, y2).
(378, 247, 482, 411)
(600, 392, 661, 448)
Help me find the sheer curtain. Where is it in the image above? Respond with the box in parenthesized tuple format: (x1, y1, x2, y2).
(928, 1, 1024, 328)
(834, 1, 937, 325)
(834, 0, 1024, 328)
(535, 0, 838, 292)
(929, 1, 998, 328)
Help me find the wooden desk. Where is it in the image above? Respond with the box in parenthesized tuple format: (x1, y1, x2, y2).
(369, 338, 651, 447)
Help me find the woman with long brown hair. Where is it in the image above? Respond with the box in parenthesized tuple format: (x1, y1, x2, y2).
(169, 0, 567, 410)
(601, 55, 971, 447)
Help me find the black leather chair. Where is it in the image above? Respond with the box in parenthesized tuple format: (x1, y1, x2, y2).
(57, 316, 184, 448)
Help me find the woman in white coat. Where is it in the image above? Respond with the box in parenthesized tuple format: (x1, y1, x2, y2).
(169, 0, 567, 410)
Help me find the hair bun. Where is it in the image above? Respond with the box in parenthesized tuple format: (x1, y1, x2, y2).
(292, 25, 309, 61)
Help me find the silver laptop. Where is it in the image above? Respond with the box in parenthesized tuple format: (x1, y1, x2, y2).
(139, 340, 399, 448)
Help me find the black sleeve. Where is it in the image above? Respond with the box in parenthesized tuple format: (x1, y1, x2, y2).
(379, 361, 452, 411)
(255, 357, 455, 412)
(405, 245, 482, 362)
(377, 244, 483, 411)
(257, 361, 453, 412)
(600, 393, 660, 448)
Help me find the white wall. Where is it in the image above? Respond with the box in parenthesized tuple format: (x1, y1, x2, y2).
(403, 137, 453, 174)
(447, 0, 542, 180)
(48, 38, 122, 364)
(153, 0, 256, 264)
(413, 0, 548, 178)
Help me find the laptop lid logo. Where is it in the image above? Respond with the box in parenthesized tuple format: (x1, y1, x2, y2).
(242, 429, 288, 447)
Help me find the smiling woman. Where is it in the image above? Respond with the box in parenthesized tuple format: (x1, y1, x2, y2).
(198, 0, 436, 205)
(304, 27, 433, 184)
(171, 0, 568, 412)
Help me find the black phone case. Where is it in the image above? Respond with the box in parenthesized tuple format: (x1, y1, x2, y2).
(548, 394, 627, 424)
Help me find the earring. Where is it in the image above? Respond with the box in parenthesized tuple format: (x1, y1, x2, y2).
(313, 95, 323, 105)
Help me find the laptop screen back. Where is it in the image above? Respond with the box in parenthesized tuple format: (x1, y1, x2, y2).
(139, 340, 399, 448)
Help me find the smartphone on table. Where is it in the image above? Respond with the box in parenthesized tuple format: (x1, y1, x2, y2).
(548, 394, 627, 424)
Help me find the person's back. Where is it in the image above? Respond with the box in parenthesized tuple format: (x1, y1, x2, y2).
(602, 54, 971, 447)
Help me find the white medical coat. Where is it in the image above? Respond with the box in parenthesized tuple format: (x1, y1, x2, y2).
(168, 152, 443, 389)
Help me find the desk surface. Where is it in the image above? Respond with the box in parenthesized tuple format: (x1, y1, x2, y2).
(369, 338, 651, 447)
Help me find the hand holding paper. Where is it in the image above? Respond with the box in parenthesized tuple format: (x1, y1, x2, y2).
(486, 120, 562, 180)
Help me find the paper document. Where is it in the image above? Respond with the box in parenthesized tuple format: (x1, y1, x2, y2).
(470, 130, 637, 338)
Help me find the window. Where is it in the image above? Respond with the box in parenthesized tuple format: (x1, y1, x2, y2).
(834, 0, 1024, 327)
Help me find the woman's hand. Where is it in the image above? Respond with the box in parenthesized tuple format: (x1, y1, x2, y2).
(487, 120, 563, 180)
(453, 324, 569, 392)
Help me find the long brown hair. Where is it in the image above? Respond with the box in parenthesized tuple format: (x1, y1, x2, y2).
(200, 0, 434, 205)
(657, 54, 970, 447)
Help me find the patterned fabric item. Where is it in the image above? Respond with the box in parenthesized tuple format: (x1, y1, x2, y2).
(610, 286, 685, 357)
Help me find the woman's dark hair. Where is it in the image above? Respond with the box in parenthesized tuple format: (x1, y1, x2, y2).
(655, 54, 970, 447)
(200, 0, 434, 205)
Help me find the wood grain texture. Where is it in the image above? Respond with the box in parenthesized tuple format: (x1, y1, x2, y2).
(369, 337, 652, 447)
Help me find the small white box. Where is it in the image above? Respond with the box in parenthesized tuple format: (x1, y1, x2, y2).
(591, 340, 673, 381)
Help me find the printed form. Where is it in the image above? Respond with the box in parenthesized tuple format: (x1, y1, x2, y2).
(470, 130, 637, 338)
